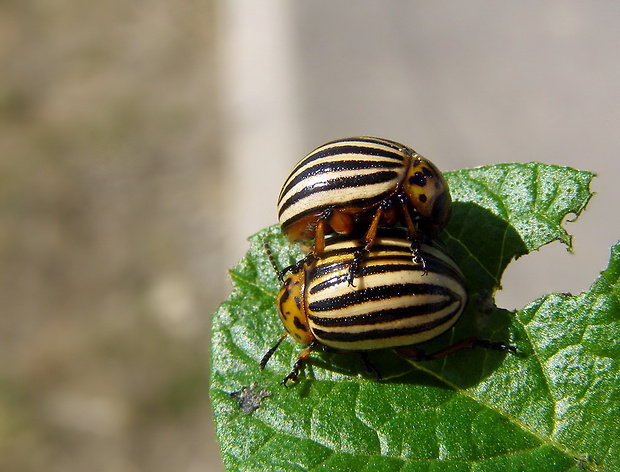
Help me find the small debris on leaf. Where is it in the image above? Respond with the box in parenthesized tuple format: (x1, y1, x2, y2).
(228, 383, 271, 415)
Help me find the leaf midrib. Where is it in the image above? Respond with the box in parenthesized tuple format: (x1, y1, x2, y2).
(411, 360, 590, 469)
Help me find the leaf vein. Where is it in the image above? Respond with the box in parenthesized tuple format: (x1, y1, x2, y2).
(408, 361, 590, 467)
(229, 269, 279, 298)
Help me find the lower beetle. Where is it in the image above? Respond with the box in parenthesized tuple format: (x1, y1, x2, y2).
(261, 229, 515, 384)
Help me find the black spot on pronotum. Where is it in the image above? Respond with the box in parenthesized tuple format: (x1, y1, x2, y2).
(229, 383, 271, 415)
(409, 172, 426, 187)
(419, 194, 427, 203)
(279, 286, 291, 304)
(278, 288, 291, 319)
(294, 316, 308, 331)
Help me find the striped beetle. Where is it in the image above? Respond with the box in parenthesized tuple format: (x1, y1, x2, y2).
(261, 229, 515, 384)
(277, 137, 451, 268)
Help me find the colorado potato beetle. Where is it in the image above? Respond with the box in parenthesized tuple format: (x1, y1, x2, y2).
(261, 229, 514, 384)
(277, 136, 451, 262)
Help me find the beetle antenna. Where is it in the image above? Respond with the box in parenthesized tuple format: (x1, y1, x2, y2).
(263, 238, 284, 283)
(260, 333, 288, 370)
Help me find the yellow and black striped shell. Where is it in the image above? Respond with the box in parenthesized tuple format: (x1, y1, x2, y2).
(277, 136, 451, 245)
(276, 230, 467, 352)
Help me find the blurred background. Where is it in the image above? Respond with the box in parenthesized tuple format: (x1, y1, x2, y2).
(1, 1, 618, 471)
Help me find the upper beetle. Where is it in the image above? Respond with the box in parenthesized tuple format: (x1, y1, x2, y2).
(277, 136, 451, 259)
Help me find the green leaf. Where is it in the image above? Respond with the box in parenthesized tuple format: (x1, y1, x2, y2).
(210, 163, 616, 472)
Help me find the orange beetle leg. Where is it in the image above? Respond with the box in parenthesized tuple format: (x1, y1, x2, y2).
(282, 341, 319, 385)
(395, 337, 516, 362)
(397, 194, 419, 240)
(396, 194, 427, 272)
(328, 209, 354, 235)
(314, 218, 327, 255)
(363, 205, 384, 251)
(315, 209, 353, 256)
(347, 205, 384, 286)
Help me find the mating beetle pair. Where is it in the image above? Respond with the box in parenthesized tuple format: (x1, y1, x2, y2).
(261, 136, 514, 384)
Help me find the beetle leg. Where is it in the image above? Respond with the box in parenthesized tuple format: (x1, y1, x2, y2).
(362, 204, 384, 251)
(359, 352, 382, 381)
(347, 248, 368, 286)
(395, 193, 427, 275)
(314, 216, 328, 255)
(347, 202, 389, 285)
(397, 192, 419, 240)
(410, 239, 427, 275)
(395, 336, 516, 361)
(279, 252, 316, 279)
(282, 341, 319, 385)
(328, 209, 354, 235)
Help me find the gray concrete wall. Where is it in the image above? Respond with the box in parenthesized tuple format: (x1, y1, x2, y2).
(222, 1, 620, 311)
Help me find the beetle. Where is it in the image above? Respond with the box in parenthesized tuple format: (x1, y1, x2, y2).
(277, 137, 451, 275)
(260, 229, 515, 384)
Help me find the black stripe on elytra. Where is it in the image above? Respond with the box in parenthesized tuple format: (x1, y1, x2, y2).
(308, 283, 456, 312)
(364, 248, 461, 277)
(360, 260, 457, 279)
(278, 182, 397, 224)
(309, 258, 413, 291)
(309, 263, 423, 295)
(308, 253, 461, 295)
(312, 309, 460, 342)
(279, 170, 399, 216)
(279, 158, 403, 204)
(308, 296, 460, 327)
(332, 137, 406, 152)
(364, 243, 410, 253)
(311, 259, 351, 280)
(285, 143, 405, 183)
(366, 253, 461, 280)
